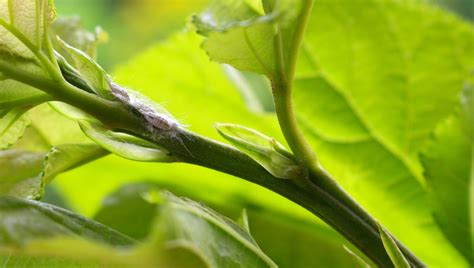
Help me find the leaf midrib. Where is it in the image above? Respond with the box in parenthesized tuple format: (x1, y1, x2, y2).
(299, 44, 424, 184)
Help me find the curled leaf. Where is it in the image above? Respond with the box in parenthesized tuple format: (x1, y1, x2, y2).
(57, 38, 111, 97)
(216, 123, 300, 179)
(48, 101, 96, 122)
(378, 223, 410, 268)
(79, 122, 174, 162)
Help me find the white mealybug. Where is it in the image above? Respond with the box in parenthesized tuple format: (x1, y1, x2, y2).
(110, 82, 194, 157)
(110, 82, 180, 132)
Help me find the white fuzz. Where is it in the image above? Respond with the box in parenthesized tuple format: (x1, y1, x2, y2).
(110, 82, 180, 131)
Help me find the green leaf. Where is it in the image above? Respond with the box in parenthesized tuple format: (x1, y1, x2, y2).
(0, 192, 277, 268)
(223, 65, 274, 113)
(378, 224, 410, 268)
(0, 0, 56, 74)
(79, 122, 174, 162)
(216, 123, 301, 179)
(42, 144, 108, 184)
(0, 108, 30, 149)
(93, 183, 357, 268)
(0, 144, 106, 200)
(0, 150, 44, 199)
(0, 196, 134, 247)
(93, 183, 160, 241)
(158, 191, 277, 268)
(57, 38, 110, 97)
(421, 85, 474, 264)
(28, 104, 92, 145)
(51, 16, 107, 59)
(343, 245, 371, 268)
(0, 80, 50, 111)
(193, 0, 302, 78)
(290, 0, 474, 266)
(48, 101, 96, 122)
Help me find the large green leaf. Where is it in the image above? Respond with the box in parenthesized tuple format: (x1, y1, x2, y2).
(288, 0, 474, 266)
(421, 86, 473, 264)
(0, 192, 276, 268)
(0, 0, 55, 74)
(93, 183, 356, 268)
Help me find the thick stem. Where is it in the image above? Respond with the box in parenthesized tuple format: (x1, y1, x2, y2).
(142, 129, 424, 267)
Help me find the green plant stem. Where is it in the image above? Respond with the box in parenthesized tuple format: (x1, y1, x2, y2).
(143, 129, 424, 268)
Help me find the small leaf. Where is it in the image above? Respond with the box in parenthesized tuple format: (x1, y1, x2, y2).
(0, 107, 30, 149)
(57, 38, 111, 97)
(378, 224, 410, 268)
(343, 245, 371, 268)
(237, 209, 251, 233)
(79, 121, 174, 162)
(193, 0, 302, 79)
(216, 123, 300, 179)
(0, 144, 107, 200)
(56, 53, 97, 94)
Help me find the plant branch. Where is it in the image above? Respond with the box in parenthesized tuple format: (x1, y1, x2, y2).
(2, 54, 425, 266)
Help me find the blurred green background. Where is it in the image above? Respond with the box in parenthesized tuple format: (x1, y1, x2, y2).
(55, 0, 472, 71)
(55, 0, 208, 70)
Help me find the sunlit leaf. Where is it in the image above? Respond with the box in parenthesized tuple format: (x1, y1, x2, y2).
(0, 144, 106, 200)
(421, 85, 474, 264)
(0, 80, 50, 111)
(378, 224, 410, 268)
(290, 0, 474, 266)
(193, 0, 303, 78)
(0, 0, 56, 74)
(216, 122, 300, 179)
(79, 122, 174, 162)
(57, 38, 110, 97)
